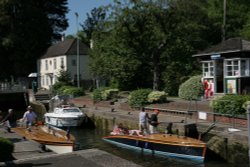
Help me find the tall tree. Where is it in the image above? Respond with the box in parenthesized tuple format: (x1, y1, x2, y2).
(0, 0, 68, 79)
(87, 0, 250, 92)
(80, 6, 108, 46)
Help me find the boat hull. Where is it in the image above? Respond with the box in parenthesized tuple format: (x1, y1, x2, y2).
(45, 116, 84, 127)
(103, 134, 206, 162)
(13, 126, 75, 154)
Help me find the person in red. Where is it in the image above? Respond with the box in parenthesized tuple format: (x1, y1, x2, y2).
(203, 79, 209, 99)
(208, 80, 214, 97)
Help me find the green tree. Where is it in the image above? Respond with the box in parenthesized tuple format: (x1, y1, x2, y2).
(0, 0, 68, 78)
(57, 66, 72, 85)
(80, 7, 108, 46)
(206, 0, 250, 41)
(86, 0, 250, 92)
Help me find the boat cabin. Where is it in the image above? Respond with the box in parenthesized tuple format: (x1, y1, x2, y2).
(193, 38, 250, 95)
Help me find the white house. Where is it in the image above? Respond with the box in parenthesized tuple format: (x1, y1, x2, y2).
(37, 38, 91, 89)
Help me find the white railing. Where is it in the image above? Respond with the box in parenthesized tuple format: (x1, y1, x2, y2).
(0, 82, 26, 92)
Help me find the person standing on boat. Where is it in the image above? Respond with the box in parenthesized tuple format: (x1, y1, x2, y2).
(139, 107, 149, 135)
(148, 109, 160, 134)
(22, 106, 37, 129)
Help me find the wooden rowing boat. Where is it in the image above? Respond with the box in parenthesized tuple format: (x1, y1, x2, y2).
(12, 125, 75, 154)
(103, 133, 206, 162)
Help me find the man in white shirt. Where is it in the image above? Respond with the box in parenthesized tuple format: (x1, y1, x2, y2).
(139, 107, 149, 135)
(23, 106, 37, 129)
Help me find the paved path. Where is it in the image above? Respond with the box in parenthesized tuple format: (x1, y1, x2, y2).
(0, 149, 141, 167)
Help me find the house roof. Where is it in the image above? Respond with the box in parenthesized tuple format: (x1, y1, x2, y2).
(41, 38, 89, 58)
(193, 37, 250, 57)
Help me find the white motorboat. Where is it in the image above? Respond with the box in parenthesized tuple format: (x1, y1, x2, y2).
(44, 106, 85, 127)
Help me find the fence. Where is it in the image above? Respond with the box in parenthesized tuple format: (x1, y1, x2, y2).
(0, 82, 26, 92)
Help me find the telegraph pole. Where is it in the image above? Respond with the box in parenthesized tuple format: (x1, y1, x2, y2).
(75, 12, 80, 88)
(222, 0, 226, 41)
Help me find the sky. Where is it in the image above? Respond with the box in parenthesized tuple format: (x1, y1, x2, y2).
(64, 0, 113, 36)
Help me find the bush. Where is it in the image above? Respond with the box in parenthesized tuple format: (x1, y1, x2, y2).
(148, 91, 167, 103)
(62, 87, 84, 97)
(178, 75, 203, 100)
(210, 95, 250, 115)
(55, 85, 84, 97)
(102, 89, 119, 100)
(92, 88, 104, 102)
(57, 86, 74, 95)
(51, 82, 68, 95)
(92, 87, 119, 102)
(0, 137, 14, 161)
(128, 89, 152, 107)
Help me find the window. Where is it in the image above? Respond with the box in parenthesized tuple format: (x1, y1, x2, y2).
(202, 61, 214, 77)
(41, 76, 44, 86)
(45, 60, 48, 70)
(225, 59, 250, 77)
(46, 76, 49, 86)
(53, 59, 57, 69)
(60, 58, 64, 67)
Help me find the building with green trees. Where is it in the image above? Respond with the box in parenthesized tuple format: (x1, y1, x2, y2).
(38, 38, 91, 89)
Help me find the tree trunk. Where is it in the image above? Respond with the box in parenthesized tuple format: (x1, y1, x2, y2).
(153, 53, 160, 91)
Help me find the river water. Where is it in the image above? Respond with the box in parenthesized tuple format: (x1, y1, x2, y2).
(70, 124, 245, 167)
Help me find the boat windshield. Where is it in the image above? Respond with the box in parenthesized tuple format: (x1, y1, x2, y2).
(63, 109, 80, 113)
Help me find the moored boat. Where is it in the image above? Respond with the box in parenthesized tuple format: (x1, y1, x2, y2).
(103, 133, 206, 162)
(12, 125, 75, 154)
(44, 106, 85, 127)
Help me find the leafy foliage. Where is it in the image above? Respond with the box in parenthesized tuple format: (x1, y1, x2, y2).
(62, 87, 84, 97)
(51, 82, 83, 97)
(82, 0, 250, 92)
(102, 89, 119, 100)
(0, 137, 14, 161)
(178, 75, 203, 100)
(148, 91, 167, 103)
(210, 95, 250, 115)
(91, 87, 119, 102)
(0, 0, 68, 78)
(51, 82, 68, 95)
(128, 89, 152, 107)
(57, 66, 72, 85)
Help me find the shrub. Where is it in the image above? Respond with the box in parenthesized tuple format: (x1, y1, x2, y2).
(178, 75, 203, 100)
(51, 82, 68, 95)
(210, 95, 250, 115)
(148, 91, 167, 103)
(91, 87, 119, 102)
(102, 89, 119, 100)
(92, 87, 111, 102)
(243, 101, 250, 110)
(63, 87, 84, 97)
(92, 88, 103, 102)
(57, 85, 74, 95)
(128, 89, 152, 107)
(0, 137, 14, 161)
